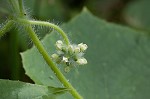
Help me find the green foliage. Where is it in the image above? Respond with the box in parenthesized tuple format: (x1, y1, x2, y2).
(0, 79, 68, 99)
(1, 0, 150, 99)
(21, 9, 150, 99)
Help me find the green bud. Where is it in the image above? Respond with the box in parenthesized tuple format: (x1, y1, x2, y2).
(68, 45, 74, 53)
(56, 40, 63, 50)
(74, 46, 80, 53)
(51, 54, 59, 60)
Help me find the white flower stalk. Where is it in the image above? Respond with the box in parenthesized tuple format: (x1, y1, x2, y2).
(51, 40, 88, 72)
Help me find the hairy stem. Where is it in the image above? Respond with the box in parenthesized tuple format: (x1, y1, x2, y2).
(26, 26, 83, 99)
(17, 19, 70, 45)
(0, 20, 13, 38)
(18, 0, 24, 16)
(1, 2, 83, 98)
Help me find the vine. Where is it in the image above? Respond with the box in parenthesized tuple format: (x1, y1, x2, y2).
(0, 0, 88, 99)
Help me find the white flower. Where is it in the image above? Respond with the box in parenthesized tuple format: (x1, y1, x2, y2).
(52, 40, 88, 69)
(78, 43, 88, 51)
(56, 40, 63, 44)
(62, 56, 68, 63)
(56, 40, 63, 50)
(76, 58, 87, 65)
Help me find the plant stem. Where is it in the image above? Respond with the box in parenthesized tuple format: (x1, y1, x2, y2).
(17, 19, 70, 45)
(9, 30, 20, 80)
(0, 20, 13, 38)
(18, 0, 24, 16)
(26, 26, 83, 99)
(16, 3, 81, 98)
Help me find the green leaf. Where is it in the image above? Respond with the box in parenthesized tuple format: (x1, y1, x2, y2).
(124, 0, 150, 31)
(21, 9, 150, 99)
(0, 79, 68, 99)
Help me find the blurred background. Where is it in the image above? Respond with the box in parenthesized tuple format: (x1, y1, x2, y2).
(0, 0, 149, 82)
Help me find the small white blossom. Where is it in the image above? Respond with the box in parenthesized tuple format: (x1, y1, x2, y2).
(56, 40, 63, 44)
(78, 43, 88, 51)
(52, 40, 88, 72)
(56, 40, 63, 50)
(76, 58, 87, 65)
(62, 56, 68, 63)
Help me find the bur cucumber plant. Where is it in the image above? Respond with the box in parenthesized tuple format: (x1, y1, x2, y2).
(0, 0, 88, 99)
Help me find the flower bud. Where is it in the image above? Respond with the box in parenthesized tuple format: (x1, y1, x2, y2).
(74, 46, 80, 53)
(78, 43, 88, 52)
(76, 58, 87, 65)
(62, 56, 68, 63)
(68, 45, 74, 53)
(51, 54, 59, 60)
(56, 40, 63, 50)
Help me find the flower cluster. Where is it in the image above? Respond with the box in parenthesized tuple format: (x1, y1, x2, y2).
(51, 40, 88, 72)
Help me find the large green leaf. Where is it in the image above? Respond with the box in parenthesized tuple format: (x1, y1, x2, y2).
(0, 79, 68, 99)
(21, 9, 150, 99)
(124, 0, 150, 31)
